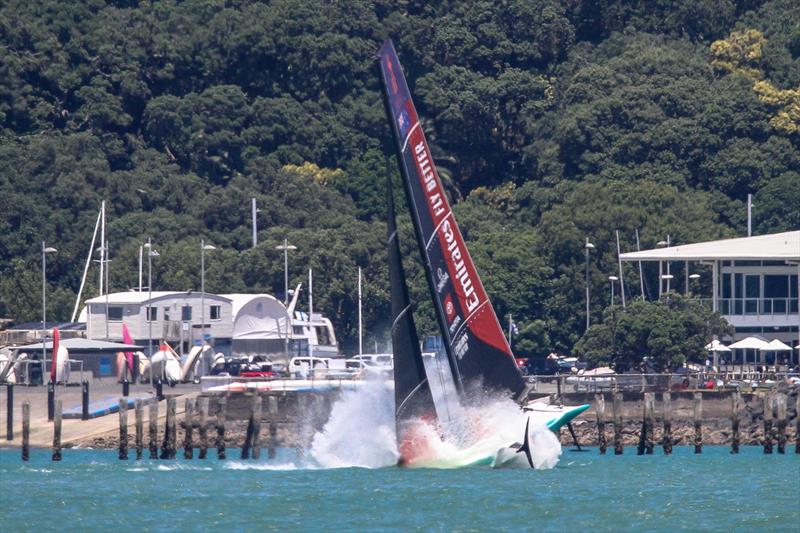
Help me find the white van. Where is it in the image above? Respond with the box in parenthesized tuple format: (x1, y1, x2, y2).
(350, 353, 393, 369)
(289, 356, 330, 377)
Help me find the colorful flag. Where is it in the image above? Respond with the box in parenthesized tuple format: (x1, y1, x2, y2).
(121, 323, 135, 373)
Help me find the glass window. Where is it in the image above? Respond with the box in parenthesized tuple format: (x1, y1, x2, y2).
(182, 305, 192, 321)
(764, 275, 789, 298)
(107, 306, 123, 320)
(745, 275, 759, 298)
(164, 307, 170, 321)
(735, 260, 761, 267)
(210, 305, 220, 320)
(722, 273, 732, 298)
(292, 326, 304, 335)
(315, 326, 331, 345)
(147, 306, 157, 321)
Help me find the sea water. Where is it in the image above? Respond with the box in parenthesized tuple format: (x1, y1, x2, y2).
(1, 446, 798, 532)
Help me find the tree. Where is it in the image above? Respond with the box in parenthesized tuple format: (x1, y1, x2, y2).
(574, 294, 733, 371)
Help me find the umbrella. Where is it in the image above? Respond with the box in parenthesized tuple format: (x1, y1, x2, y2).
(728, 336, 769, 350)
(704, 339, 731, 352)
(758, 339, 793, 351)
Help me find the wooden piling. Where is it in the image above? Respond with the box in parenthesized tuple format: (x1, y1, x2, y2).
(612, 392, 623, 455)
(135, 400, 144, 460)
(52, 400, 62, 461)
(644, 392, 656, 455)
(22, 401, 30, 461)
(693, 392, 703, 454)
(167, 397, 177, 459)
(662, 392, 672, 455)
(731, 392, 741, 454)
(269, 422, 278, 459)
(161, 397, 176, 459)
(216, 396, 227, 460)
(183, 398, 194, 460)
(268, 395, 278, 459)
(776, 393, 787, 454)
(119, 399, 128, 460)
(796, 393, 800, 455)
(595, 393, 606, 455)
(763, 394, 773, 454)
(6, 383, 13, 441)
(148, 400, 158, 459)
(198, 397, 209, 459)
(251, 395, 263, 460)
(241, 398, 255, 460)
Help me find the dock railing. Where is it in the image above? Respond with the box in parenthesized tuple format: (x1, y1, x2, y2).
(526, 369, 798, 396)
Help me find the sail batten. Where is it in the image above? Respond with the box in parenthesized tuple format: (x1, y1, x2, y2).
(378, 39, 525, 399)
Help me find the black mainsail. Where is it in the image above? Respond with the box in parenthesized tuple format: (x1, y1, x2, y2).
(378, 39, 525, 399)
(387, 173, 435, 430)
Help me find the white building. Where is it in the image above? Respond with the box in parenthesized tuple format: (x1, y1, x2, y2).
(223, 294, 339, 362)
(82, 291, 339, 363)
(83, 291, 233, 355)
(620, 231, 799, 361)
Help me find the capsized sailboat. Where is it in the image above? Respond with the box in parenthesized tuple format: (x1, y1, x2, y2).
(378, 39, 588, 468)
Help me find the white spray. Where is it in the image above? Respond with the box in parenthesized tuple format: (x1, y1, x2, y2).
(310, 379, 399, 468)
(309, 379, 561, 470)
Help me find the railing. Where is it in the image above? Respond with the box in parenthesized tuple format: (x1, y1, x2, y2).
(200, 373, 365, 393)
(525, 370, 798, 395)
(712, 297, 798, 316)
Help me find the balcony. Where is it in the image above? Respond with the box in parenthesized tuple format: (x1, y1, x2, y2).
(715, 297, 798, 316)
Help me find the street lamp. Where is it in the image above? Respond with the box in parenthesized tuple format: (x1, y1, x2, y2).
(144, 239, 160, 385)
(661, 274, 674, 294)
(585, 238, 595, 331)
(275, 239, 298, 363)
(200, 239, 216, 369)
(657, 237, 671, 295)
(609, 276, 619, 306)
(688, 273, 701, 297)
(42, 242, 57, 383)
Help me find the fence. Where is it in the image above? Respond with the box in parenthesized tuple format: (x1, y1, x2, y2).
(526, 370, 798, 395)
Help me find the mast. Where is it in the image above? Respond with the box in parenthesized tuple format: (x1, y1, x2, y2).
(378, 39, 524, 398)
(387, 171, 434, 427)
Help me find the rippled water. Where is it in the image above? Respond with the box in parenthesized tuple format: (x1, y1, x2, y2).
(1, 446, 797, 532)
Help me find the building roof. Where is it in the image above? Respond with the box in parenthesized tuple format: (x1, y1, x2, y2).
(12, 338, 142, 352)
(222, 293, 286, 318)
(84, 291, 231, 305)
(619, 231, 800, 262)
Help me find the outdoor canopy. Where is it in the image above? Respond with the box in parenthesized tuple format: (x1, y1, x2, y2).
(759, 339, 793, 351)
(727, 336, 769, 350)
(704, 339, 731, 352)
(12, 338, 142, 352)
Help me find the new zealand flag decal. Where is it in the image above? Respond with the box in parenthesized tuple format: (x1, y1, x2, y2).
(397, 108, 411, 138)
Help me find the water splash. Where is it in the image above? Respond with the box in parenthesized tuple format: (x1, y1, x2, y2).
(308, 378, 561, 470)
(310, 379, 399, 469)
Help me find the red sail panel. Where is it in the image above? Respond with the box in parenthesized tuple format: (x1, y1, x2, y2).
(378, 40, 525, 398)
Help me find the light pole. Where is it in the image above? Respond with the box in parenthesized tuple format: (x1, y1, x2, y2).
(200, 239, 216, 375)
(657, 239, 669, 296)
(609, 276, 618, 306)
(585, 238, 595, 331)
(275, 239, 297, 363)
(145, 239, 159, 384)
(42, 242, 57, 383)
(661, 274, 674, 297)
(689, 273, 700, 297)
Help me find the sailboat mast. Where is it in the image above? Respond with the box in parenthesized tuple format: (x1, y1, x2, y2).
(70, 208, 102, 322)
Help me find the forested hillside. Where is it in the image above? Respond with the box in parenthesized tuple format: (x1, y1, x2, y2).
(1, 0, 798, 356)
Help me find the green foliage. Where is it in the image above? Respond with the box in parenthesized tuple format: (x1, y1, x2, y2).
(574, 295, 733, 372)
(0, 0, 797, 357)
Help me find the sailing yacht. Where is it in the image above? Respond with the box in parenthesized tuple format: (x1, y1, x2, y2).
(378, 39, 588, 468)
